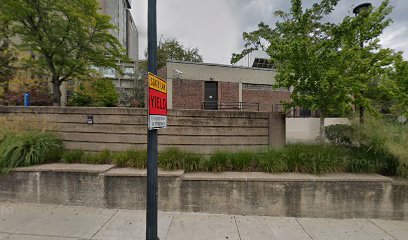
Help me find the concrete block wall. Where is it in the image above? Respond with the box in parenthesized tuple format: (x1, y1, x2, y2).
(0, 107, 286, 153)
(286, 118, 350, 142)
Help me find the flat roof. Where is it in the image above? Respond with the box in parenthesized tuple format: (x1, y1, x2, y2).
(167, 60, 276, 72)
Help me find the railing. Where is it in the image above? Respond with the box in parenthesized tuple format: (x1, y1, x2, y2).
(202, 101, 260, 111)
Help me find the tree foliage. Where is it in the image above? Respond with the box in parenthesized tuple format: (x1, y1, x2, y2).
(117, 70, 146, 108)
(384, 56, 408, 116)
(232, 0, 399, 139)
(0, 0, 128, 105)
(332, 0, 397, 115)
(0, 18, 17, 99)
(144, 37, 203, 70)
(2, 76, 52, 106)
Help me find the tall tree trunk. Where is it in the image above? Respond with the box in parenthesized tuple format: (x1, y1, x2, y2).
(319, 113, 325, 143)
(52, 76, 61, 106)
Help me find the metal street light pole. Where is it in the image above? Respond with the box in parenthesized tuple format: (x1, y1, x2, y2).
(146, 0, 159, 239)
(353, 3, 372, 124)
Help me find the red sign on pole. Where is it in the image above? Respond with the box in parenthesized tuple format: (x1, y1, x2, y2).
(148, 73, 167, 129)
(148, 89, 167, 115)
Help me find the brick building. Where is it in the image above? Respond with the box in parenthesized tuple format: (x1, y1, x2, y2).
(158, 60, 291, 112)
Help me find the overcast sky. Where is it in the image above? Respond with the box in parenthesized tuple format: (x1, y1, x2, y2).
(131, 0, 408, 64)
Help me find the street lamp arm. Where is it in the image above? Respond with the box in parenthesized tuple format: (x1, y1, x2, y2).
(353, 3, 372, 15)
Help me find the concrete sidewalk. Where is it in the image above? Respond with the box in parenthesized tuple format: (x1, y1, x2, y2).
(0, 202, 407, 240)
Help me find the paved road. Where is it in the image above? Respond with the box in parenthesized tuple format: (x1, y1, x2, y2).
(0, 202, 407, 240)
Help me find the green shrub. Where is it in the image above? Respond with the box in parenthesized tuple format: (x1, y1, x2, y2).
(62, 150, 85, 163)
(0, 131, 63, 172)
(284, 144, 348, 174)
(325, 124, 354, 147)
(351, 117, 405, 176)
(385, 126, 408, 177)
(69, 92, 92, 106)
(204, 151, 229, 172)
(397, 161, 408, 178)
(347, 147, 398, 175)
(352, 117, 389, 154)
(258, 149, 288, 173)
(69, 78, 119, 107)
(229, 151, 257, 171)
(3, 77, 53, 106)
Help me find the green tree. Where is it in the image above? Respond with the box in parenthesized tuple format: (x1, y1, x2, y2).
(143, 37, 203, 70)
(0, 18, 17, 98)
(0, 0, 128, 106)
(384, 56, 408, 117)
(117, 69, 146, 108)
(232, 0, 397, 140)
(333, 0, 397, 121)
(233, 0, 348, 140)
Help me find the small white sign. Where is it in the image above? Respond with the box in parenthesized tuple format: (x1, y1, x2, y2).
(149, 115, 167, 129)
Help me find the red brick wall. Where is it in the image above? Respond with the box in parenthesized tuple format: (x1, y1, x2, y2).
(219, 82, 239, 103)
(172, 79, 204, 110)
(242, 89, 291, 112)
(171, 80, 289, 111)
(157, 66, 167, 80)
(172, 80, 241, 110)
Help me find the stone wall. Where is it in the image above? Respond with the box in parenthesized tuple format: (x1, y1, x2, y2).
(0, 106, 285, 153)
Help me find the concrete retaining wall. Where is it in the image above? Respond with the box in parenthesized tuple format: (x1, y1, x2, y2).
(0, 107, 285, 153)
(1, 164, 407, 220)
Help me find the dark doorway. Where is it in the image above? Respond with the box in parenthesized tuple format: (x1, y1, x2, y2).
(204, 81, 218, 110)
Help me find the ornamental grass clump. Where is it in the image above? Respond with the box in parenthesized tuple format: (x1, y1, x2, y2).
(228, 151, 257, 171)
(158, 148, 185, 170)
(258, 149, 288, 173)
(284, 144, 349, 174)
(182, 153, 203, 172)
(346, 147, 398, 175)
(204, 151, 229, 172)
(0, 131, 63, 172)
(112, 150, 147, 169)
(62, 150, 85, 163)
(350, 117, 406, 176)
(72, 150, 112, 165)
